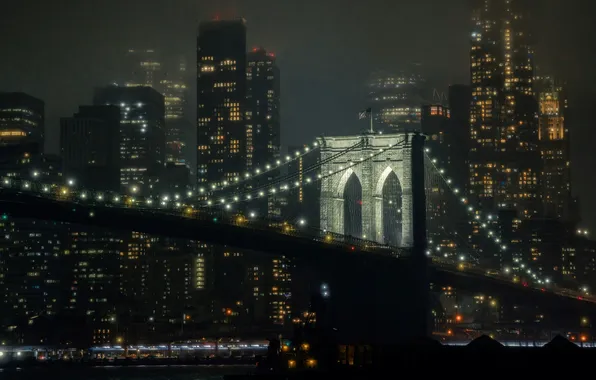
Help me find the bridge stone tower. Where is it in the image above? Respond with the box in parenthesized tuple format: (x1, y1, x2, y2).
(318, 133, 413, 247)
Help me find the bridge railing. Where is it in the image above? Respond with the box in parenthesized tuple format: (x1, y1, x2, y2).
(0, 177, 407, 258)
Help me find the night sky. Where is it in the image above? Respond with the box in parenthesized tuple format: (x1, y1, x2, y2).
(0, 0, 595, 229)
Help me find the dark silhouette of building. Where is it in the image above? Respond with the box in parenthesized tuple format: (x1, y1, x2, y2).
(196, 19, 247, 188)
(247, 47, 282, 218)
(93, 86, 165, 195)
(0, 92, 44, 157)
(60, 105, 121, 191)
(447, 84, 471, 193)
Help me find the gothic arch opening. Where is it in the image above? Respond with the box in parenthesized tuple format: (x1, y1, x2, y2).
(381, 171, 403, 246)
(343, 173, 362, 238)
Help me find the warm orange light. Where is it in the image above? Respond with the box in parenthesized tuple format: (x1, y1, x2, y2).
(225, 309, 232, 316)
(447, 329, 453, 336)
(455, 315, 462, 322)
(581, 335, 587, 342)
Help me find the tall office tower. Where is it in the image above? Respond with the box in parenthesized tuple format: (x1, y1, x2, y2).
(0, 92, 44, 157)
(161, 76, 189, 165)
(126, 51, 190, 169)
(93, 86, 165, 194)
(448, 84, 472, 192)
(421, 104, 457, 256)
(247, 47, 281, 217)
(60, 105, 121, 191)
(247, 47, 280, 170)
(469, 0, 540, 218)
(197, 19, 247, 189)
(535, 77, 571, 221)
(125, 49, 163, 88)
(367, 66, 427, 133)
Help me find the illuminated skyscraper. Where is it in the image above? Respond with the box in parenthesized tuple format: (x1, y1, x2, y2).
(469, 0, 540, 218)
(196, 19, 247, 188)
(93, 86, 165, 194)
(125, 49, 163, 88)
(247, 47, 281, 217)
(0, 92, 44, 156)
(536, 76, 571, 220)
(367, 67, 426, 133)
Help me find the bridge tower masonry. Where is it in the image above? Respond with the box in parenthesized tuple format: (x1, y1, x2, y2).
(311, 132, 430, 344)
(318, 132, 413, 247)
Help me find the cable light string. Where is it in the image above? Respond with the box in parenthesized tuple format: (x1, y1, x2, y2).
(0, 138, 406, 227)
(195, 138, 363, 197)
(0, 142, 410, 257)
(197, 139, 408, 210)
(5, 144, 594, 299)
(1, 139, 401, 213)
(209, 139, 367, 200)
(422, 149, 552, 286)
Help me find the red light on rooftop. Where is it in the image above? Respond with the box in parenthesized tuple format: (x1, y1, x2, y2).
(351, 246, 355, 251)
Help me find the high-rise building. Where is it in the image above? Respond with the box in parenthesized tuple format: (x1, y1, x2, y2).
(367, 67, 426, 133)
(60, 105, 121, 191)
(421, 104, 456, 257)
(161, 76, 190, 165)
(247, 47, 280, 170)
(93, 86, 165, 194)
(196, 19, 247, 188)
(247, 47, 281, 217)
(469, 0, 540, 218)
(125, 49, 163, 88)
(125, 51, 190, 168)
(536, 77, 571, 220)
(0, 92, 44, 156)
(421, 104, 451, 169)
(448, 85, 472, 192)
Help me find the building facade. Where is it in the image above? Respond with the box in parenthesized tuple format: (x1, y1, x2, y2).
(367, 68, 426, 133)
(60, 105, 121, 191)
(469, 0, 540, 218)
(0, 92, 44, 157)
(93, 86, 165, 195)
(536, 77, 571, 221)
(196, 19, 248, 188)
(247, 47, 282, 218)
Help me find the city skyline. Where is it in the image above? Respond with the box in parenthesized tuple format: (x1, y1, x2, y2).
(2, 0, 596, 231)
(2, 0, 596, 355)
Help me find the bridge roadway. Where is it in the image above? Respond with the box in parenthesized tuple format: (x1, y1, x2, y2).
(1, 190, 596, 318)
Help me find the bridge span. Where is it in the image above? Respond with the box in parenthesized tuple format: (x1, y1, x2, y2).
(1, 190, 595, 318)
